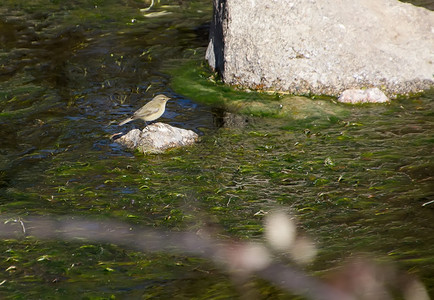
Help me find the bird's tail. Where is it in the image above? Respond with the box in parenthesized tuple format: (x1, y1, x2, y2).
(119, 117, 134, 126)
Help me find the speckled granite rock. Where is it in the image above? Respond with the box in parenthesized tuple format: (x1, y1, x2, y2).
(206, 0, 434, 97)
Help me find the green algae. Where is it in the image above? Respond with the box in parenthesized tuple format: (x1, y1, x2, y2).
(167, 59, 354, 122)
(0, 0, 433, 298)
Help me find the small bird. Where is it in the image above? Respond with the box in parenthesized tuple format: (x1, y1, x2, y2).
(119, 94, 170, 126)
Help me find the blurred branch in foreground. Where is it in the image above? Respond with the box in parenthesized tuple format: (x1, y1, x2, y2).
(0, 215, 429, 300)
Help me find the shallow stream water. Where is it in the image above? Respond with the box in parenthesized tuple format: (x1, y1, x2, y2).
(0, 1, 433, 299)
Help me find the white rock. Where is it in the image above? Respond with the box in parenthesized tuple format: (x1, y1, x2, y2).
(116, 122, 199, 154)
(338, 88, 390, 104)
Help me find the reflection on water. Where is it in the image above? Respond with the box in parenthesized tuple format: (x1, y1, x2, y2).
(0, 0, 433, 299)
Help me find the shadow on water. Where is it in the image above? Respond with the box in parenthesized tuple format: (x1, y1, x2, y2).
(0, 1, 215, 181)
(0, 0, 433, 299)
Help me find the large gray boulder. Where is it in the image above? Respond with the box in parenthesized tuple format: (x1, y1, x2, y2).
(206, 0, 434, 97)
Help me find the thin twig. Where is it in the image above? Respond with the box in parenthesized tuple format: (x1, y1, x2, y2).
(0, 215, 355, 300)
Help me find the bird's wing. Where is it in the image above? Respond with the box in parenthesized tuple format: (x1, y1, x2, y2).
(134, 105, 159, 117)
